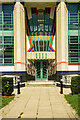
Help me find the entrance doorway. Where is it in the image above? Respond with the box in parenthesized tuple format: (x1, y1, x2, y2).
(35, 60, 48, 80)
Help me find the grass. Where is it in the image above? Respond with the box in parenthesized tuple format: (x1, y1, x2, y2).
(0, 95, 15, 109)
(65, 93, 80, 117)
(0, 95, 2, 109)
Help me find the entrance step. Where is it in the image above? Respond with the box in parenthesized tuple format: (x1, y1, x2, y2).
(26, 81, 55, 87)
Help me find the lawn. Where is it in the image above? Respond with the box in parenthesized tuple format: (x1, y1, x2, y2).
(65, 94, 80, 117)
(0, 95, 14, 109)
(0, 95, 2, 109)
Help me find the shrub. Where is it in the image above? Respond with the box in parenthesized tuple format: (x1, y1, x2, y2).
(71, 76, 80, 94)
(2, 77, 13, 96)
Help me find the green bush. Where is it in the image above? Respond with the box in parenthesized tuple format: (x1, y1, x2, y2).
(2, 77, 13, 96)
(71, 76, 80, 94)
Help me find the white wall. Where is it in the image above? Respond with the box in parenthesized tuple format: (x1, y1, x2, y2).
(0, 66, 14, 72)
(68, 65, 80, 71)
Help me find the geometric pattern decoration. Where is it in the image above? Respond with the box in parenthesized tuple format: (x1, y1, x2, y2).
(26, 7, 56, 52)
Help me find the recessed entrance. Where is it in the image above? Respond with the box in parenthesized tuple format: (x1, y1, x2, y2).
(35, 60, 48, 80)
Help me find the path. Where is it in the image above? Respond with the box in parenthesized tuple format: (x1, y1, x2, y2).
(0, 86, 78, 119)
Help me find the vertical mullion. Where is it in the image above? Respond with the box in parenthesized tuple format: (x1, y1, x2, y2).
(38, 38, 40, 52)
(11, 13, 12, 64)
(35, 36, 37, 52)
(69, 12, 70, 25)
(32, 13, 36, 51)
(12, 37, 13, 64)
(68, 36, 69, 64)
(78, 11, 79, 24)
(41, 61, 42, 80)
(34, 34, 37, 51)
(11, 12, 12, 32)
(12, 9, 13, 30)
(46, 39, 47, 51)
(69, 31, 70, 63)
(36, 13, 38, 51)
(68, 11, 69, 64)
(48, 13, 50, 33)
(47, 14, 50, 51)
(3, 35, 4, 65)
(77, 10, 80, 64)
(48, 10, 50, 52)
(2, 10, 4, 65)
(37, 12, 38, 51)
(47, 9, 50, 51)
(78, 5, 80, 64)
(12, 11, 14, 64)
(37, 12, 39, 51)
(11, 36, 12, 64)
(46, 33, 48, 52)
(78, 10, 79, 64)
(48, 12, 50, 51)
(46, 60, 48, 80)
(12, 8, 14, 64)
(78, 7, 79, 64)
(78, 35, 79, 64)
(43, 11, 45, 51)
(35, 61, 36, 80)
(68, 34, 70, 63)
(37, 12, 40, 51)
(32, 14, 34, 47)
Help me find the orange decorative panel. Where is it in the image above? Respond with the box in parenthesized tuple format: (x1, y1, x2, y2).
(32, 32, 34, 40)
(45, 32, 47, 40)
(39, 32, 43, 40)
(35, 32, 37, 40)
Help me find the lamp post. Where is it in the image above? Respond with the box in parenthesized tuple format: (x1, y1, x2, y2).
(60, 79, 63, 94)
(17, 79, 20, 94)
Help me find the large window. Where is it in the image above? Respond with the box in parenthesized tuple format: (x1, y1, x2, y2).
(0, 4, 14, 65)
(68, 4, 80, 64)
(28, 8, 54, 51)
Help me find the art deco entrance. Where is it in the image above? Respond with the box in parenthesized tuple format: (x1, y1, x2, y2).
(35, 60, 48, 80)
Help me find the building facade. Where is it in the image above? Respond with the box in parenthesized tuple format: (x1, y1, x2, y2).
(0, 1, 80, 82)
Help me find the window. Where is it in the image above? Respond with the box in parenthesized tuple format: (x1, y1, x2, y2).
(68, 4, 80, 64)
(0, 36, 14, 65)
(0, 4, 14, 65)
(0, 4, 13, 30)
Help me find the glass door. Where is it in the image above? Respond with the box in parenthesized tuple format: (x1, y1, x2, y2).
(35, 60, 48, 80)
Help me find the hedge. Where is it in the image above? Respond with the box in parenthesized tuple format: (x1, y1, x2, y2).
(2, 77, 13, 96)
(71, 76, 80, 94)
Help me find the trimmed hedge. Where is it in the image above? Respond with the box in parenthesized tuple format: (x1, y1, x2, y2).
(2, 77, 13, 96)
(71, 76, 80, 94)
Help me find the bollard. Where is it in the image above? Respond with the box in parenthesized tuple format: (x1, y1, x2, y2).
(60, 81, 63, 94)
(17, 81, 20, 94)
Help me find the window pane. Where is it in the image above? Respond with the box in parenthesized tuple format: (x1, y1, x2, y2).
(4, 58, 13, 64)
(0, 59, 3, 64)
(0, 37, 2, 43)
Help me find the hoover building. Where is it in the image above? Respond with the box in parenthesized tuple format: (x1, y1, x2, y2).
(0, 0, 80, 82)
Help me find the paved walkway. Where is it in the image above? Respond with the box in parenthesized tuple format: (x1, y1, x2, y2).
(0, 86, 78, 119)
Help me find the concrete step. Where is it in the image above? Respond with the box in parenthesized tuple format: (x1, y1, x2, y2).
(26, 80, 56, 87)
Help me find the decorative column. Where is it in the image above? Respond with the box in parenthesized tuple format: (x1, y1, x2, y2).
(56, 2, 68, 72)
(14, 2, 26, 71)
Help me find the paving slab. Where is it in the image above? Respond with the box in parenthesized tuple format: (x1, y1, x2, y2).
(0, 86, 79, 119)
